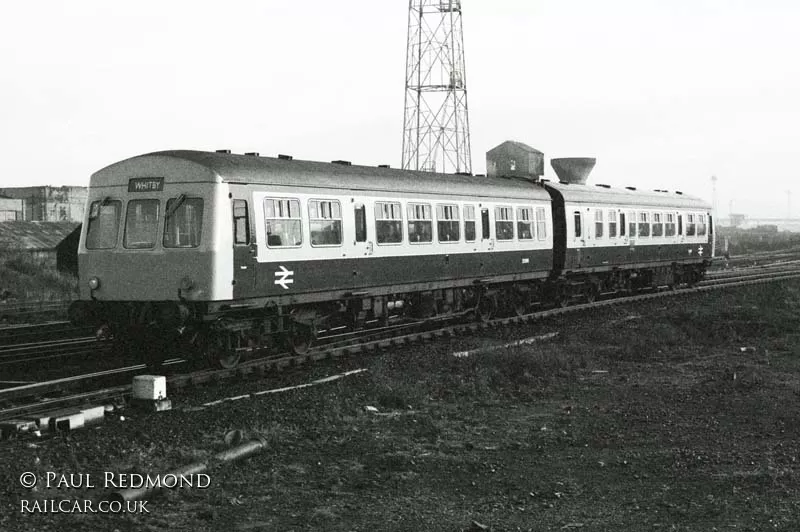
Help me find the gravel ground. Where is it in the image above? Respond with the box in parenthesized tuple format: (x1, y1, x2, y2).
(3, 281, 800, 531)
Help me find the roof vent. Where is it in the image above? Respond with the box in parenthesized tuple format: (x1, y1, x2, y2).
(455, 171, 472, 176)
(596, 184, 611, 188)
(475, 174, 486, 177)
(216, 149, 231, 154)
(675, 191, 683, 195)
(377, 164, 390, 168)
(551, 158, 596, 185)
(332, 160, 352, 166)
(245, 152, 260, 156)
(278, 154, 293, 161)
(625, 186, 637, 191)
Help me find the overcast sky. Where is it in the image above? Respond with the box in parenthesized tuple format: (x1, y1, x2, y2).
(1, 1, 798, 218)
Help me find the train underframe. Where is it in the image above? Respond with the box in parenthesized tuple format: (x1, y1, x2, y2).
(69, 260, 709, 369)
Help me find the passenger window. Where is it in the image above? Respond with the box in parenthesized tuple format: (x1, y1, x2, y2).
(697, 214, 707, 236)
(574, 211, 582, 238)
(638, 212, 650, 237)
(495, 206, 514, 240)
(652, 213, 663, 237)
(678, 214, 683, 235)
(86, 199, 121, 249)
(608, 210, 617, 238)
(464, 205, 476, 242)
(437, 204, 460, 242)
(535, 207, 547, 240)
(628, 212, 637, 237)
(263, 198, 302, 247)
(164, 197, 204, 248)
(481, 208, 490, 240)
(408, 203, 432, 243)
(309, 199, 342, 246)
(375, 201, 402, 244)
(233, 200, 249, 245)
(517, 207, 533, 240)
(594, 209, 604, 238)
(687, 214, 696, 236)
(619, 212, 626, 237)
(124, 199, 160, 249)
(665, 213, 676, 236)
(354, 203, 367, 243)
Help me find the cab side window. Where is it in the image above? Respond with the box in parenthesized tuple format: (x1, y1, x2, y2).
(233, 200, 249, 245)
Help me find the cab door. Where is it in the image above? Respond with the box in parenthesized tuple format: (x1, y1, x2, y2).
(232, 195, 256, 298)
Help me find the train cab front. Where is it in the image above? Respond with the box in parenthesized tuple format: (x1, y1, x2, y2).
(70, 167, 232, 363)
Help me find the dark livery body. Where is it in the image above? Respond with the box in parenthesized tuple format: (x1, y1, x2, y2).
(69, 150, 712, 366)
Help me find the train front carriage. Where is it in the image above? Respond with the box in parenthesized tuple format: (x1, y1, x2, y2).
(69, 153, 234, 364)
(71, 150, 560, 368)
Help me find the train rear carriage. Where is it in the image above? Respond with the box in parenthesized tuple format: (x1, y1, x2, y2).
(71, 150, 556, 367)
(543, 182, 713, 301)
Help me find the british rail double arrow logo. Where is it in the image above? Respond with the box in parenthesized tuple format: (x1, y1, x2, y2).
(274, 266, 294, 290)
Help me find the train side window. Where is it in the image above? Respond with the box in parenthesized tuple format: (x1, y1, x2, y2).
(573, 211, 582, 238)
(481, 208, 490, 240)
(495, 206, 514, 240)
(375, 201, 402, 244)
(665, 213, 676, 236)
(536, 207, 547, 240)
(628, 211, 637, 237)
(619, 212, 626, 237)
(638, 212, 650, 237)
(686, 214, 696, 236)
(86, 199, 122, 249)
(697, 214, 706, 236)
(608, 210, 617, 238)
(233, 200, 249, 245)
(309, 199, 342, 246)
(124, 199, 160, 249)
(594, 209, 604, 238)
(437, 204, 460, 242)
(517, 207, 533, 240)
(408, 203, 432, 243)
(164, 197, 204, 248)
(464, 205, 476, 242)
(263, 198, 302, 247)
(678, 214, 683, 235)
(652, 212, 663, 237)
(354, 203, 367, 243)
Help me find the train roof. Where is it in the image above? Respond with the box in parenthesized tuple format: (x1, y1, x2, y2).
(92, 150, 552, 201)
(543, 181, 710, 210)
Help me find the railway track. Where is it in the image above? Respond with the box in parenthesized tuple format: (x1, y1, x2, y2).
(2, 262, 799, 424)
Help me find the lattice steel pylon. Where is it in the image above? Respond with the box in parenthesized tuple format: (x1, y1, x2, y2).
(402, 0, 472, 174)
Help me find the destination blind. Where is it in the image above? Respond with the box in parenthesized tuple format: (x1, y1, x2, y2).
(128, 178, 164, 192)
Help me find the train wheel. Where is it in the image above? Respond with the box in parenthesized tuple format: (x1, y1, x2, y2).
(204, 331, 241, 369)
(555, 285, 571, 308)
(585, 283, 599, 304)
(512, 290, 529, 317)
(288, 322, 315, 355)
(476, 293, 497, 322)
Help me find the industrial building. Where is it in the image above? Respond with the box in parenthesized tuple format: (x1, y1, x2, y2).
(0, 186, 87, 223)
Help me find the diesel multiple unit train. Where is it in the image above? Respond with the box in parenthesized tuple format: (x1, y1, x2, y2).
(68, 147, 714, 368)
